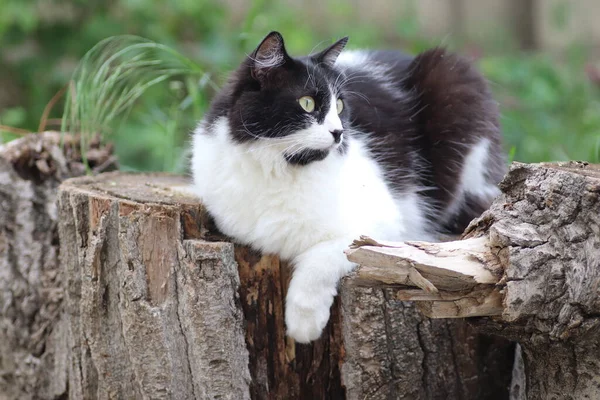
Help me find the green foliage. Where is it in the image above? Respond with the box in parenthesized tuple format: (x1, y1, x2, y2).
(1, 0, 599, 170)
(61, 35, 210, 171)
(0, 107, 27, 144)
(481, 51, 600, 163)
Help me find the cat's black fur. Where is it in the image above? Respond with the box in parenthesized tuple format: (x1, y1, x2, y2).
(204, 33, 351, 166)
(203, 32, 505, 234)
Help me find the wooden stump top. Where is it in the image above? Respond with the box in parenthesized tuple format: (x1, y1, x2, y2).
(61, 172, 196, 207)
(61, 172, 220, 241)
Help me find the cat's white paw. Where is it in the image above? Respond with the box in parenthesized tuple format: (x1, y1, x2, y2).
(285, 285, 335, 343)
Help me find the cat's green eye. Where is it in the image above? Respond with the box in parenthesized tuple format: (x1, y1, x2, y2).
(336, 99, 344, 114)
(298, 96, 315, 112)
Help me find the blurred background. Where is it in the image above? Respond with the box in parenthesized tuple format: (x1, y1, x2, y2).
(1, 0, 599, 172)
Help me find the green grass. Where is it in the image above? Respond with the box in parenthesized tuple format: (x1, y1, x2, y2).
(61, 35, 213, 172)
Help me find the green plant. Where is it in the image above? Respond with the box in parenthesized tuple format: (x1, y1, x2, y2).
(481, 51, 600, 163)
(61, 35, 213, 171)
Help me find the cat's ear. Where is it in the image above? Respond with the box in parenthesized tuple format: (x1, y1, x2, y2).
(251, 31, 291, 81)
(312, 37, 349, 67)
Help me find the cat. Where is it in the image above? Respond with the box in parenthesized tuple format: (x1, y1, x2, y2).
(190, 31, 506, 343)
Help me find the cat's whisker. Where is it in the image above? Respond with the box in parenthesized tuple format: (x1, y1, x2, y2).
(337, 71, 371, 86)
(345, 90, 371, 105)
(409, 104, 429, 121)
(308, 40, 329, 57)
(237, 137, 305, 156)
(333, 70, 348, 91)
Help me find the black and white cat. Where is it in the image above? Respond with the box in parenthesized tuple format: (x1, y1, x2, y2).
(191, 32, 505, 343)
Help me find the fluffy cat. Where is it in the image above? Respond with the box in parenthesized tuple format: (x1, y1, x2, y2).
(191, 32, 505, 343)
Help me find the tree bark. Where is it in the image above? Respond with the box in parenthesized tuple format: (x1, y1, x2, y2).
(0, 132, 116, 400)
(53, 172, 514, 400)
(346, 162, 600, 400)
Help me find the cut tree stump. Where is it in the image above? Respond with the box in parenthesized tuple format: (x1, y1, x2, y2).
(55, 172, 514, 400)
(0, 132, 116, 400)
(346, 162, 600, 400)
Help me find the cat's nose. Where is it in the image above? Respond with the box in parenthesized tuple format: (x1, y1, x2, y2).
(330, 129, 343, 143)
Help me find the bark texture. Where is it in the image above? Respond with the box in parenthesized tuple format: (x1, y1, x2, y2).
(54, 172, 513, 400)
(340, 286, 513, 400)
(469, 161, 600, 400)
(0, 132, 115, 400)
(58, 173, 250, 399)
(346, 162, 600, 400)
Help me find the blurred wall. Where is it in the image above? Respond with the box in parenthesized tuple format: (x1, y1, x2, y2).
(403, 0, 600, 50)
(404, 0, 600, 50)
(418, 0, 600, 51)
(535, 0, 600, 49)
(224, 0, 600, 51)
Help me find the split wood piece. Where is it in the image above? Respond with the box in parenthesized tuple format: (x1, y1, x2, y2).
(55, 172, 514, 400)
(345, 235, 504, 318)
(346, 161, 600, 400)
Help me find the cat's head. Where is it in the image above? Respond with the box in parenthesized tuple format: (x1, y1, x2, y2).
(215, 31, 350, 166)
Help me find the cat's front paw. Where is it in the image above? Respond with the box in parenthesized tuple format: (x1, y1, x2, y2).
(285, 286, 334, 343)
(285, 300, 330, 343)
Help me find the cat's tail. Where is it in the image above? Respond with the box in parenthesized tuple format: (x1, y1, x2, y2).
(402, 48, 507, 234)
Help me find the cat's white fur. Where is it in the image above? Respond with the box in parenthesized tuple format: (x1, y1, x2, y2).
(443, 138, 501, 221)
(191, 50, 500, 343)
(191, 95, 432, 342)
(324, 95, 343, 133)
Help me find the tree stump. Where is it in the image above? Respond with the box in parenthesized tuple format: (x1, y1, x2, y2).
(56, 172, 514, 400)
(346, 162, 600, 400)
(0, 132, 116, 399)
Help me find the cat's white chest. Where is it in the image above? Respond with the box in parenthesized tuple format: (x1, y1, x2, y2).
(191, 118, 426, 260)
